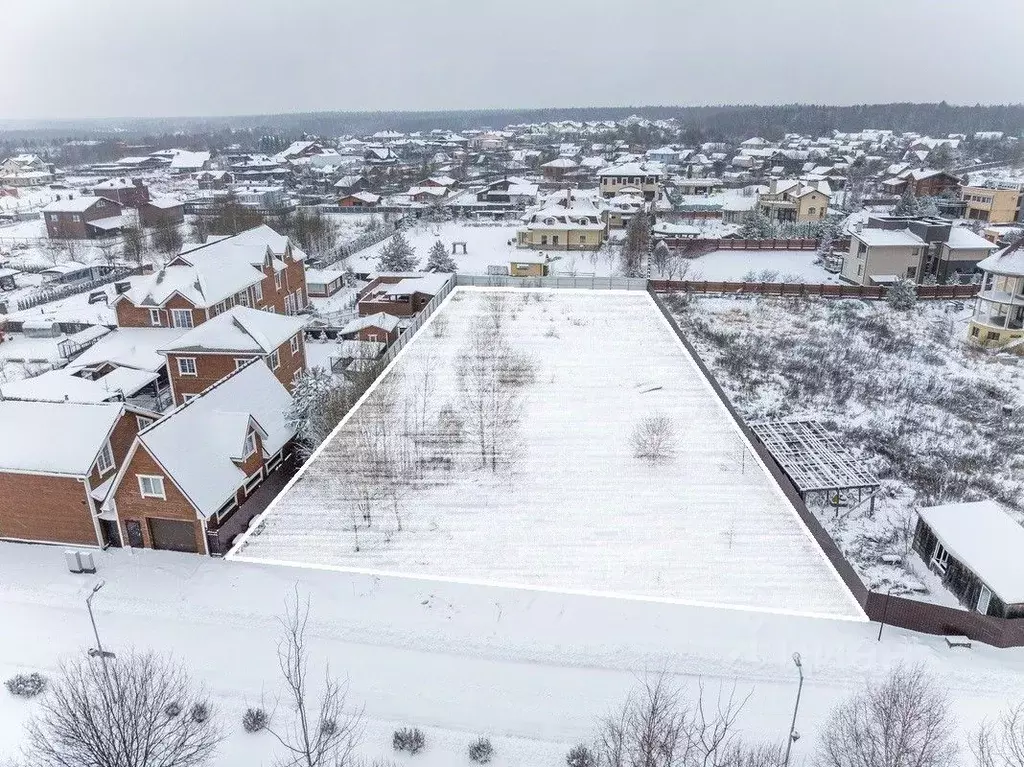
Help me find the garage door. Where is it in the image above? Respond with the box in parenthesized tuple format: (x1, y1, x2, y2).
(148, 518, 198, 553)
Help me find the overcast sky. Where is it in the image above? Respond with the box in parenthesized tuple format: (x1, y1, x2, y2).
(3, 0, 1024, 119)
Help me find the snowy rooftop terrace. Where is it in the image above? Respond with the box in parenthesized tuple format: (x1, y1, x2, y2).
(234, 288, 864, 620)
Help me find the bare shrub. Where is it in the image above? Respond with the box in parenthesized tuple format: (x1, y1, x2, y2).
(393, 726, 426, 754)
(816, 664, 955, 767)
(468, 737, 494, 763)
(6, 672, 45, 698)
(566, 743, 598, 767)
(973, 701, 1024, 767)
(24, 651, 221, 767)
(242, 706, 269, 733)
(631, 416, 676, 462)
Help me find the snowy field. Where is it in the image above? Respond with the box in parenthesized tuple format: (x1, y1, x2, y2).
(3, 543, 1023, 767)
(236, 288, 862, 619)
(678, 249, 841, 284)
(345, 221, 617, 277)
(669, 295, 1024, 604)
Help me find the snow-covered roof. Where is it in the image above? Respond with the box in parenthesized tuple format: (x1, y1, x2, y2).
(160, 306, 305, 354)
(597, 162, 664, 178)
(918, 500, 1024, 604)
(0, 369, 129, 404)
(88, 215, 129, 231)
(146, 196, 183, 209)
(852, 228, 925, 247)
(42, 196, 115, 213)
(541, 158, 578, 168)
(169, 151, 211, 170)
(341, 312, 401, 334)
(944, 227, 997, 251)
(68, 328, 189, 373)
(92, 177, 143, 191)
(977, 241, 1024, 276)
(342, 191, 380, 203)
(0, 400, 123, 476)
(651, 221, 701, 236)
(134, 361, 294, 516)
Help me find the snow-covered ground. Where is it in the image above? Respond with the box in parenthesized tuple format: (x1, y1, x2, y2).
(669, 295, 1024, 603)
(345, 221, 618, 277)
(2, 543, 1023, 767)
(678, 250, 842, 284)
(236, 288, 862, 619)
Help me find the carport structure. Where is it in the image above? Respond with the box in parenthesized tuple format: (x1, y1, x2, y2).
(749, 418, 880, 511)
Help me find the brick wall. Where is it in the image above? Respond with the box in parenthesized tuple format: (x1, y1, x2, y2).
(0, 472, 97, 545)
(86, 411, 142, 488)
(114, 445, 205, 553)
(167, 352, 256, 404)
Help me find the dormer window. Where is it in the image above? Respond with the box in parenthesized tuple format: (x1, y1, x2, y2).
(243, 431, 257, 459)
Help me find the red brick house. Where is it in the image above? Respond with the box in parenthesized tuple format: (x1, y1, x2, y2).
(339, 191, 380, 208)
(0, 400, 150, 548)
(103, 360, 295, 555)
(158, 306, 307, 405)
(42, 195, 126, 239)
(113, 224, 308, 328)
(340, 311, 402, 344)
(357, 272, 450, 317)
(139, 197, 185, 228)
(90, 177, 151, 208)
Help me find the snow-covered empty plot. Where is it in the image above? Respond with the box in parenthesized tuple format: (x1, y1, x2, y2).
(235, 289, 863, 619)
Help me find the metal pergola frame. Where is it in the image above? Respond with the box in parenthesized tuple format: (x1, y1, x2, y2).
(749, 418, 880, 509)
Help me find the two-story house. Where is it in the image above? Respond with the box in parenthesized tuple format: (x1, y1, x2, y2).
(962, 182, 1024, 225)
(42, 196, 126, 240)
(0, 400, 150, 548)
(756, 179, 831, 224)
(113, 224, 308, 328)
(103, 360, 295, 555)
(881, 168, 961, 198)
(357, 273, 451, 317)
(597, 162, 664, 201)
(158, 306, 307, 405)
(967, 240, 1024, 349)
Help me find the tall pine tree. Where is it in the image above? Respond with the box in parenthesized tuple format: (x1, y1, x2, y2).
(377, 230, 418, 271)
(426, 239, 458, 272)
(893, 188, 922, 217)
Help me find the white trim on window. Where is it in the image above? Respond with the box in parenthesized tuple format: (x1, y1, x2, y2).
(96, 441, 114, 476)
(170, 308, 193, 328)
(268, 350, 280, 370)
(136, 415, 154, 430)
(253, 281, 263, 304)
(137, 474, 165, 499)
(234, 358, 250, 370)
(290, 335, 300, 355)
(242, 431, 257, 459)
(243, 468, 263, 495)
(177, 357, 197, 376)
(149, 309, 161, 326)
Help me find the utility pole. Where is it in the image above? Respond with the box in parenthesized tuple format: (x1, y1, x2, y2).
(86, 580, 115, 686)
(783, 652, 804, 767)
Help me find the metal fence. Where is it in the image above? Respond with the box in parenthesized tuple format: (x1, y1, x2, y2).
(14, 266, 143, 312)
(456, 274, 649, 290)
(650, 279, 980, 301)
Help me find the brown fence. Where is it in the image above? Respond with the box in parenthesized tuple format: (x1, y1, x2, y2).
(650, 279, 980, 301)
(647, 287, 1024, 648)
(677, 238, 819, 251)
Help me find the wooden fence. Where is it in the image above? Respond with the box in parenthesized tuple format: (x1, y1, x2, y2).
(649, 279, 980, 300)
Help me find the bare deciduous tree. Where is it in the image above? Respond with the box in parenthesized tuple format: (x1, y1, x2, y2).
(631, 415, 677, 462)
(973, 702, 1024, 767)
(816, 664, 955, 767)
(265, 594, 363, 767)
(24, 651, 222, 767)
(598, 673, 767, 767)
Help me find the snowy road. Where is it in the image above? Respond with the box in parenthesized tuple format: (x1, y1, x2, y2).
(2, 545, 1022, 765)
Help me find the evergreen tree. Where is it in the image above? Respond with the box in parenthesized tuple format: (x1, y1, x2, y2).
(917, 196, 941, 217)
(738, 208, 775, 239)
(893, 188, 922, 217)
(377, 230, 418, 271)
(816, 215, 845, 257)
(887, 277, 918, 311)
(426, 239, 457, 272)
(620, 210, 651, 277)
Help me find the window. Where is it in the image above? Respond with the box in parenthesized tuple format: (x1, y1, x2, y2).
(930, 542, 949, 574)
(971, 326, 980, 337)
(552, 235, 559, 245)
(268, 350, 280, 370)
(906, 266, 917, 279)
(808, 207, 816, 215)
(72, 214, 81, 222)
(215, 497, 237, 523)
(149, 309, 161, 326)
(242, 430, 257, 459)
(238, 291, 249, 307)
(96, 441, 114, 476)
(290, 335, 300, 355)
(987, 331, 1000, 341)
(856, 265, 863, 276)
(234, 358, 250, 370)
(253, 281, 263, 303)
(177, 357, 197, 376)
(182, 393, 198, 402)
(579, 235, 587, 243)
(170, 309, 193, 328)
(136, 415, 154, 430)
(275, 272, 282, 290)
(137, 475, 165, 499)
(540, 235, 548, 245)
(858, 242, 867, 255)
(243, 469, 263, 495)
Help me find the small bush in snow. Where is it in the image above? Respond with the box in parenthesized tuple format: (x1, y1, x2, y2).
(631, 415, 676, 462)
(566, 743, 597, 767)
(393, 726, 426, 754)
(6, 672, 46, 698)
(886, 278, 918, 311)
(190, 702, 210, 723)
(468, 737, 493, 763)
(242, 706, 269, 733)
(164, 702, 182, 718)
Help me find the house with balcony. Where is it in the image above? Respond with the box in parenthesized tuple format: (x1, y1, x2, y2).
(597, 162, 664, 201)
(962, 182, 1024, 225)
(756, 179, 831, 224)
(967, 240, 1024, 349)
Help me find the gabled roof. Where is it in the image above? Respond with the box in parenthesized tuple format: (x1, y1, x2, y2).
(42, 196, 119, 213)
(341, 312, 401, 334)
(132, 361, 294, 516)
(160, 306, 305, 354)
(0, 366, 156, 404)
(0, 400, 124, 476)
(919, 500, 1024, 604)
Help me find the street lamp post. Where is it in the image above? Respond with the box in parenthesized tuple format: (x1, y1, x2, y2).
(783, 652, 804, 767)
(86, 580, 114, 685)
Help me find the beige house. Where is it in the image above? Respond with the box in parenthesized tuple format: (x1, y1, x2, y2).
(516, 203, 606, 250)
(962, 183, 1023, 225)
(967, 242, 1024, 349)
(843, 228, 926, 285)
(597, 162, 664, 201)
(757, 179, 831, 224)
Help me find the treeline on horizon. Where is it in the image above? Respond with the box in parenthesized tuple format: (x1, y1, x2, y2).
(4, 102, 1024, 143)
